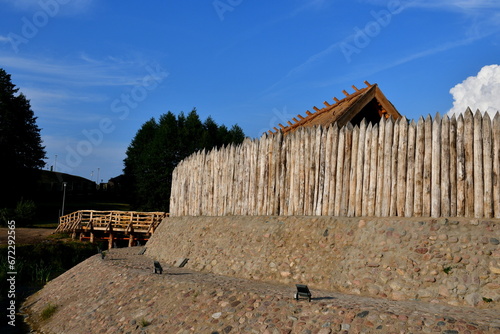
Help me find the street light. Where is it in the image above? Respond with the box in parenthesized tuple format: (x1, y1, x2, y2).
(61, 182, 67, 217)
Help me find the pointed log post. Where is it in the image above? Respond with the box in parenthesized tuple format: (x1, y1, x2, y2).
(493, 112, 500, 218)
(355, 119, 367, 216)
(367, 123, 378, 217)
(322, 125, 333, 216)
(464, 109, 474, 217)
(375, 118, 386, 217)
(482, 112, 493, 218)
(441, 115, 451, 217)
(431, 113, 442, 218)
(390, 119, 400, 216)
(361, 122, 373, 216)
(423, 115, 433, 217)
(334, 127, 346, 216)
(405, 120, 416, 217)
(328, 124, 339, 216)
(456, 114, 466, 216)
(473, 110, 484, 218)
(381, 118, 393, 217)
(413, 117, 425, 217)
(449, 115, 458, 216)
(396, 117, 408, 217)
(341, 123, 353, 216)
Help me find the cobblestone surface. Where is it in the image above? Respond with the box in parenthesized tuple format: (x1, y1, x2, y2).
(22, 247, 500, 333)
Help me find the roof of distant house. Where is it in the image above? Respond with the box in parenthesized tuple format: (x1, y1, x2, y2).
(268, 81, 402, 135)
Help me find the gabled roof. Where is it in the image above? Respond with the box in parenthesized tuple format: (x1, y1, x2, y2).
(268, 81, 401, 135)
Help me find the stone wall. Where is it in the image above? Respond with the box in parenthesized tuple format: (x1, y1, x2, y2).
(146, 216, 500, 309)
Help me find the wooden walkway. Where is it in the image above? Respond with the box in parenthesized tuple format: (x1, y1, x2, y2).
(55, 210, 168, 248)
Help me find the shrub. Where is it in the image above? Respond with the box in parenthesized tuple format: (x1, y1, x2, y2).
(14, 198, 37, 226)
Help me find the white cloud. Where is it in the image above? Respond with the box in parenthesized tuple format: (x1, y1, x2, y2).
(0, 0, 94, 15)
(0, 55, 150, 87)
(447, 64, 500, 117)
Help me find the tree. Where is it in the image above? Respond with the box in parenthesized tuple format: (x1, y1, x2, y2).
(123, 109, 245, 211)
(0, 68, 46, 206)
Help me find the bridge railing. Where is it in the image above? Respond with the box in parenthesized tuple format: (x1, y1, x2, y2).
(55, 210, 168, 234)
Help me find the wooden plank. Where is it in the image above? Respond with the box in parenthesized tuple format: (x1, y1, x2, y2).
(464, 109, 474, 217)
(482, 113, 493, 218)
(441, 115, 451, 217)
(422, 115, 433, 217)
(473, 110, 484, 218)
(361, 121, 372, 216)
(405, 120, 416, 217)
(494, 112, 500, 218)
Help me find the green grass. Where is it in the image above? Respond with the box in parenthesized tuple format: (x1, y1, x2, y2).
(0, 240, 99, 302)
(40, 303, 57, 321)
(139, 318, 151, 327)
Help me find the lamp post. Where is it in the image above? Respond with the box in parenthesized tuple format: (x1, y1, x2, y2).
(61, 182, 67, 217)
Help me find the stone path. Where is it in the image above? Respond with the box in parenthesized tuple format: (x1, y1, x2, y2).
(23, 247, 500, 333)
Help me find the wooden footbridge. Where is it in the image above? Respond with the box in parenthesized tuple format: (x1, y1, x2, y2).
(55, 210, 168, 248)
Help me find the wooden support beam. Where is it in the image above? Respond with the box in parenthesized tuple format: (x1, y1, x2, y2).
(108, 233, 114, 249)
(323, 101, 331, 107)
(364, 80, 371, 87)
(287, 121, 293, 126)
(342, 90, 349, 97)
(292, 117, 299, 123)
(352, 85, 359, 91)
(297, 114, 305, 120)
(313, 106, 320, 112)
(333, 97, 340, 103)
(278, 123, 286, 129)
(305, 110, 313, 116)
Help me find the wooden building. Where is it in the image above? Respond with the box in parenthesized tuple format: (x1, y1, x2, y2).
(269, 81, 401, 134)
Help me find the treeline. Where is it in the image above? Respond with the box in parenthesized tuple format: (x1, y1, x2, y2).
(122, 109, 245, 211)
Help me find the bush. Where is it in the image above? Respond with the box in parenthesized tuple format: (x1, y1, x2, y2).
(0, 207, 13, 226)
(15, 198, 37, 226)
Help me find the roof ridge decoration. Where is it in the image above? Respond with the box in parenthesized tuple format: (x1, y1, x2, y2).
(268, 81, 401, 135)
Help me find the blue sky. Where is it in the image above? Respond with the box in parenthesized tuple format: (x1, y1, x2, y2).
(1, 0, 499, 182)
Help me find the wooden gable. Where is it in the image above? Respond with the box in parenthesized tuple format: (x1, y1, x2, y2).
(269, 81, 401, 135)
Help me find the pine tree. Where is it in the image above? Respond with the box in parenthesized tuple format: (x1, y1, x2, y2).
(0, 68, 46, 205)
